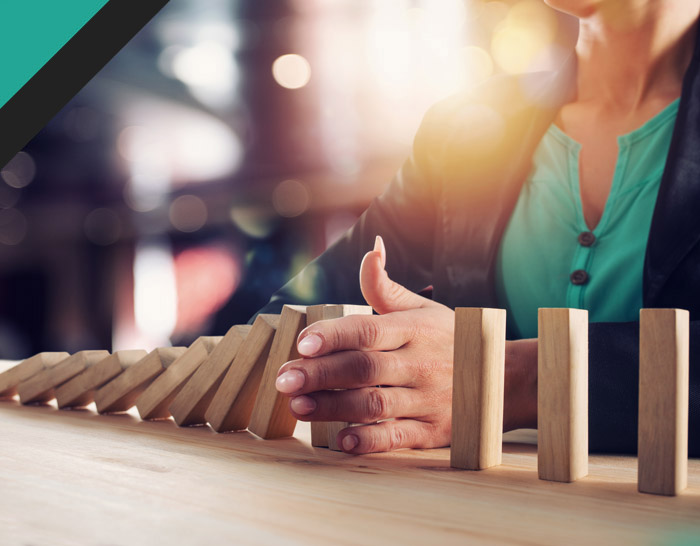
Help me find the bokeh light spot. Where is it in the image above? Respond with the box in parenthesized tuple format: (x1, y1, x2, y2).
(84, 208, 122, 246)
(1, 152, 36, 189)
(169, 195, 208, 233)
(230, 206, 278, 238)
(272, 179, 310, 218)
(272, 54, 312, 89)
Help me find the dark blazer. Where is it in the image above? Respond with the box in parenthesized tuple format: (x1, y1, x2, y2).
(258, 31, 700, 456)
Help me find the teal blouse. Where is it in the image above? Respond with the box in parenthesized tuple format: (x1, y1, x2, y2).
(495, 99, 680, 339)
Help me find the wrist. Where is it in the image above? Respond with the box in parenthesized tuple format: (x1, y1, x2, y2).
(503, 338, 538, 431)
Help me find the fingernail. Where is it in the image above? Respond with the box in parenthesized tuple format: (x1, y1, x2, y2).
(298, 334, 322, 356)
(374, 235, 386, 268)
(342, 434, 359, 451)
(275, 370, 305, 393)
(290, 395, 317, 415)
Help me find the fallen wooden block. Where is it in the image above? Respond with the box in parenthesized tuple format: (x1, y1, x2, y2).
(0, 352, 69, 398)
(136, 337, 221, 420)
(17, 350, 110, 405)
(248, 305, 306, 439)
(94, 347, 186, 414)
(450, 307, 506, 470)
(306, 304, 373, 450)
(169, 326, 251, 426)
(206, 315, 280, 432)
(55, 350, 147, 409)
(537, 308, 588, 483)
(638, 308, 689, 496)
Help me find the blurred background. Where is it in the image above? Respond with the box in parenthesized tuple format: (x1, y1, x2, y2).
(0, 0, 575, 357)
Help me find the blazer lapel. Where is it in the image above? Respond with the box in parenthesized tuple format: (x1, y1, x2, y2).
(644, 29, 700, 305)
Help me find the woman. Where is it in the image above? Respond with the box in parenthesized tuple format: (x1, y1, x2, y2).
(261, 0, 700, 455)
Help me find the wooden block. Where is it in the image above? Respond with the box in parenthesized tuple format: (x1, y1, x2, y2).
(248, 305, 307, 439)
(306, 304, 373, 449)
(537, 308, 588, 483)
(206, 315, 280, 432)
(0, 352, 69, 398)
(55, 350, 147, 409)
(94, 347, 185, 414)
(17, 350, 109, 404)
(450, 307, 506, 470)
(638, 308, 689, 496)
(170, 325, 251, 426)
(136, 336, 221, 420)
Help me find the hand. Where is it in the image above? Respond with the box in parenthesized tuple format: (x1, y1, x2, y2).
(275, 236, 538, 454)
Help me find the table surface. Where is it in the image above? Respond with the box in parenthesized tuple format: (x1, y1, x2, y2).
(1, 365, 699, 545)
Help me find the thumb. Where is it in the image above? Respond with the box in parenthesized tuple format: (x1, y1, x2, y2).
(360, 235, 432, 314)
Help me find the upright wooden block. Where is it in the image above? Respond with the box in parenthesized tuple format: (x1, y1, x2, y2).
(0, 352, 69, 398)
(306, 304, 373, 449)
(450, 307, 506, 470)
(94, 347, 185, 414)
(55, 350, 147, 409)
(248, 305, 306, 439)
(170, 325, 251, 426)
(206, 315, 280, 432)
(17, 350, 109, 404)
(537, 308, 588, 483)
(638, 308, 689, 496)
(136, 336, 221, 420)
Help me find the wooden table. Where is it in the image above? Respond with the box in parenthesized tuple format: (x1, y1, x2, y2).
(1, 393, 699, 545)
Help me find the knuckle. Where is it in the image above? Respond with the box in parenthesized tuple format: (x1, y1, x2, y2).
(356, 318, 381, 350)
(354, 351, 380, 386)
(366, 389, 388, 421)
(388, 425, 408, 451)
(313, 360, 330, 390)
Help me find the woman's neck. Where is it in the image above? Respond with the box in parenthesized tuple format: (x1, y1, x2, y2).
(575, 1, 699, 109)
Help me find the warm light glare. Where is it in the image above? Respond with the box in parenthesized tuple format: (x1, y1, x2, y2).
(272, 54, 312, 89)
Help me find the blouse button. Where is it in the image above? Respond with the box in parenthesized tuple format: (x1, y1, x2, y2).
(570, 269, 589, 285)
(578, 231, 596, 247)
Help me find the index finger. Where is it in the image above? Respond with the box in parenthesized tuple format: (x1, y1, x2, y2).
(297, 313, 416, 357)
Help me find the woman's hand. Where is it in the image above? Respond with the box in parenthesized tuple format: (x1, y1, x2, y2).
(275, 236, 538, 454)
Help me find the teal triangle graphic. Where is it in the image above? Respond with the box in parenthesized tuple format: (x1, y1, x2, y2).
(0, 0, 109, 110)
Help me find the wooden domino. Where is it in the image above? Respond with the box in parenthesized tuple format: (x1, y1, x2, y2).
(0, 352, 69, 398)
(638, 308, 689, 496)
(537, 308, 588, 483)
(94, 347, 186, 414)
(169, 326, 251, 426)
(450, 307, 506, 470)
(136, 336, 221, 420)
(306, 304, 373, 450)
(17, 350, 110, 405)
(206, 315, 280, 432)
(55, 350, 147, 409)
(248, 305, 306, 439)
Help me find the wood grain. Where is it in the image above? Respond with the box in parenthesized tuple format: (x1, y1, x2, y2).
(639, 308, 689, 496)
(306, 304, 373, 449)
(248, 305, 307, 439)
(206, 314, 280, 432)
(169, 325, 251, 426)
(136, 337, 221, 421)
(94, 347, 186, 414)
(538, 308, 588, 483)
(55, 350, 147, 409)
(0, 401, 698, 546)
(17, 350, 110, 405)
(451, 307, 506, 470)
(0, 352, 69, 398)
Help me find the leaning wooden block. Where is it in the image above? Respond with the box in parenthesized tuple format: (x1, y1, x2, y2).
(94, 347, 186, 414)
(248, 305, 306, 439)
(17, 350, 109, 404)
(638, 308, 689, 496)
(450, 307, 506, 470)
(306, 304, 373, 450)
(206, 315, 280, 432)
(170, 326, 251, 426)
(136, 336, 221, 420)
(537, 308, 588, 483)
(55, 350, 147, 409)
(0, 352, 69, 398)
